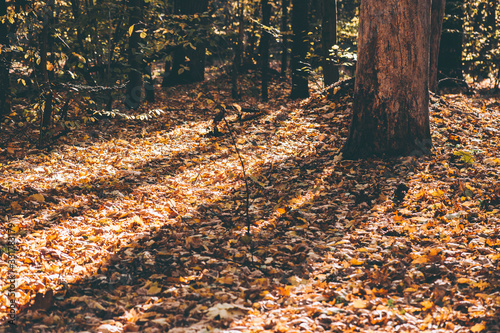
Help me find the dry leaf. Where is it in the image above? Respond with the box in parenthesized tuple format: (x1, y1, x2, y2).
(352, 299, 367, 309)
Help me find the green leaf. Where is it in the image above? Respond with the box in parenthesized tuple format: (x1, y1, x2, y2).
(454, 150, 474, 163)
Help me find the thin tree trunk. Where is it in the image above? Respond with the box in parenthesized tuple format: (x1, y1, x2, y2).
(162, 0, 208, 86)
(245, 5, 260, 69)
(125, 0, 144, 109)
(261, 0, 271, 101)
(232, 0, 243, 99)
(40, 8, 53, 145)
(0, 0, 11, 118)
(290, 0, 309, 99)
(237, 0, 244, 70)
(438, 0, 464, 80)
(485, 0, 497, 35)
(429, 0, 446, 93)
(281, 0, 289, 76)
(322, 0, 339, 87)
(144, 64, 155, 102)
(486, 0, 498, 89)
(342, 0, 432, 158)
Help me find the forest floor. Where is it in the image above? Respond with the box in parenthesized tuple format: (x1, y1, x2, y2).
(1, 69, 500, 333)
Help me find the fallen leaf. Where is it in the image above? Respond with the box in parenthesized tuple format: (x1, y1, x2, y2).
(352, 299, 367, 309)
(471, 323, 486, 332)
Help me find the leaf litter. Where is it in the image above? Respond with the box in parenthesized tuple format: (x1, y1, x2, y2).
(0, 72, 499, 332)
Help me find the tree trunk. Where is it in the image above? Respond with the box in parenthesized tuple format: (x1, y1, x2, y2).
(163, 0, 208, 86)
(322, 0, 339, 87)
(125, 0, 144, 109)
(245, 5, 260, 69)
(232, 0, 244, 99)
(144, 64, 154, 102)
(342, 0, 432, 159)
(429, 0, 446, 93)
(0, 0, 11, 119)
(438, 0, 464, 80)
(40, 7, 53, 146)
(261, 0, 271, 101)
(290, 0, 309, 99)
(485, 0, 497, 73)
(281, 0, 289, 75)
(484, 0, 496, 35)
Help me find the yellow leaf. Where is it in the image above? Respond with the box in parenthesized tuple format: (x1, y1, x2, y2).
(420, 300, 433, 310)
(456, 278, 472, 284)
(429, 189, 444, 197)
(147, 283, 162, 295)
(140, 31, 147, 38)
(46, 61, 54, 71)
(128, 24, 135, 36)
(232, 103, 242, 112)
(72, 52, 86, 63)
(277, 208, 286, 215)
(471, 323, 486, 332)
(352, 299, 367, 309)
(472, 280, 490, 291)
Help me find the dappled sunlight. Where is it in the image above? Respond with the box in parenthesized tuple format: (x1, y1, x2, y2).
(1, 77, 499, 331)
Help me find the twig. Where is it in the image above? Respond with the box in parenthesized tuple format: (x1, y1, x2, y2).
(222, 116, 251, 236)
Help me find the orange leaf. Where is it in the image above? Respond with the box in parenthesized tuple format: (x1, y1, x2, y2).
(412, 256, 428, 264)
(471, 323, 486, 332)
(420, 300, 433, 311)
(350, 258, 364, 266)
(456, 278, 472, 284)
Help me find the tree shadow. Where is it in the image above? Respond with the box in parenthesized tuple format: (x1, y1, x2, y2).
(5, 83, 499, 332)
(11, 127, 421, 331)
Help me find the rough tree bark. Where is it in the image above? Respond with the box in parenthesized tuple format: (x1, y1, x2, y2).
(125, 0, 144, 109)
(261, 0, 271, 101)
(322, 0, 339, 87)
(342, 0, 432, 159)
(290, 0, 309, 99)
(429, 0, 446, 93)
